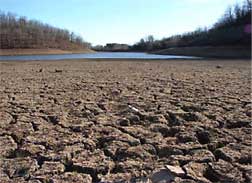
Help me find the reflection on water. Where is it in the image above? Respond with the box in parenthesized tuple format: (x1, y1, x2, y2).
(0, 52, 200, 61)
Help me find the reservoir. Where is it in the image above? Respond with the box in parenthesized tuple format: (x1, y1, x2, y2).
(0, 52, 199, 61)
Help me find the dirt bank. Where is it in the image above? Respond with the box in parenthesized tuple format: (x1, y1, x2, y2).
(0, 59, 251, 183)
(152, 46, 251, 59)
(0, 48, 95, 56)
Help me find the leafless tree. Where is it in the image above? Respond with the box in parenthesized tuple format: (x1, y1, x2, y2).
(0, 11, 90, 49)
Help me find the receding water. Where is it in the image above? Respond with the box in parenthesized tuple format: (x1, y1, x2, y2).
(0, 52, 200, 61)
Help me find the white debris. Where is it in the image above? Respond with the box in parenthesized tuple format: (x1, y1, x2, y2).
(165, 165, 185, 177)
(128, 105, 140, 113)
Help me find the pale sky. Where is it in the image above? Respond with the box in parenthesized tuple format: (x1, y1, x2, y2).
(0, 0, 245, 45)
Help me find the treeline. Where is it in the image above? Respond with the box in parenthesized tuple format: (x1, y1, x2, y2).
(132, 0, 251, 51)
(0, 12, 90, 49)
(93, 43, 129, 52)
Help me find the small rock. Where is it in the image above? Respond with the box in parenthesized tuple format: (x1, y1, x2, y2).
(0, 135, 17, 157)
(47, 115, 60, 125)
(101, 173, 132, 182)
(28, 179, 43, 183)
(119, 126, 158, 145)
(245, 110, 251, 117)
(104, 141, 130, 158)
(167, 110, 200, 124)
(97, 102, 107, 111)
(206, 159, 244, 183)
(128, 115, 140, 124)
(234, 163, 252, 183)
(146, 114, 167, 124)
(113, 159, 149, 177)
(142, 144, 157, 155)
(173, 177, 197, 183)
(19, 143, 45, 157)
(1, 157, 39, 179)
(116, 145, 154, 160)
(149, 123, 170, 137)
(151, 168, 175, 183)
(196, 129, 211, 144)
(183, 162, 211, 183)
(190, 149, 215, 163)
(72, 149, 114, 176)
(215, 146, 241, 162)
(55, 69, 63, 73)
(111, 89, 120, 96)
(0, 111, 13, 127)
(118, 118, 130, 126)
(51, 172, 92, 183)
(165, 165, 185, 177)
(176, 131, 198, 143)
(35, 161, 65, 175)
(157, 144, 184, 158)
(181, 102, 204, 112)
(166, 110, 185, 126)
(169, 154, 192, 165)
(226, 119, 251, 129)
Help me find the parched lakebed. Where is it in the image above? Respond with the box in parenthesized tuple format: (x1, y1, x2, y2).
(0, 59, 251, 183)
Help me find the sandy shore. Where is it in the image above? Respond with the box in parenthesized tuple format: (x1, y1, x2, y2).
(0, 59, 251, 183)
(0, 48, 94, 56)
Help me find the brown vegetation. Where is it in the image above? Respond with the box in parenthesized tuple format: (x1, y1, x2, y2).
(0, 12, 91, 50)
(131, 0, 251, 52)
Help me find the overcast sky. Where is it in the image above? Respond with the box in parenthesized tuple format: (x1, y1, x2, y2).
(0, 0, 245, 45)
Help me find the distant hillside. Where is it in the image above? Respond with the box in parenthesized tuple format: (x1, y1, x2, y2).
(0, 12, 91, 50)
(153, 46, 251, 59)
(93, 43, 130, 52)
(131, 0, 251, 52)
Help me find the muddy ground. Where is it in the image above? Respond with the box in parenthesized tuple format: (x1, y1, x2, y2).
(0, 59, 251, 183)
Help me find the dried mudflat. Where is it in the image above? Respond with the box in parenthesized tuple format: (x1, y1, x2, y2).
(0, 59, 251, 183)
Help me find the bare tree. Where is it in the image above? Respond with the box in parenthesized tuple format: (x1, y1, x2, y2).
(0, 11, 90, 49)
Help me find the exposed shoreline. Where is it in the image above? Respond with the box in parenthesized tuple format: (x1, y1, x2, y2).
(0, 48, 95, 56)
(152, 46, 251, 59)
(1, 47, 251, 60)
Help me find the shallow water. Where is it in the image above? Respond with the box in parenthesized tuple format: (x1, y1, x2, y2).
(0, 52, 199, 61)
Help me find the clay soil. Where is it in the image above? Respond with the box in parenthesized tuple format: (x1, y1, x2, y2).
(0, 59, 251, 183)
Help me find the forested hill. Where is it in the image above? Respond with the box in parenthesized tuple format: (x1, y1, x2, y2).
(0, 12, 90, 50)
(132, 0, 251, 51)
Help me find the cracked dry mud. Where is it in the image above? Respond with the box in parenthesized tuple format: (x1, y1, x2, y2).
(0, 59, 251, 183)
